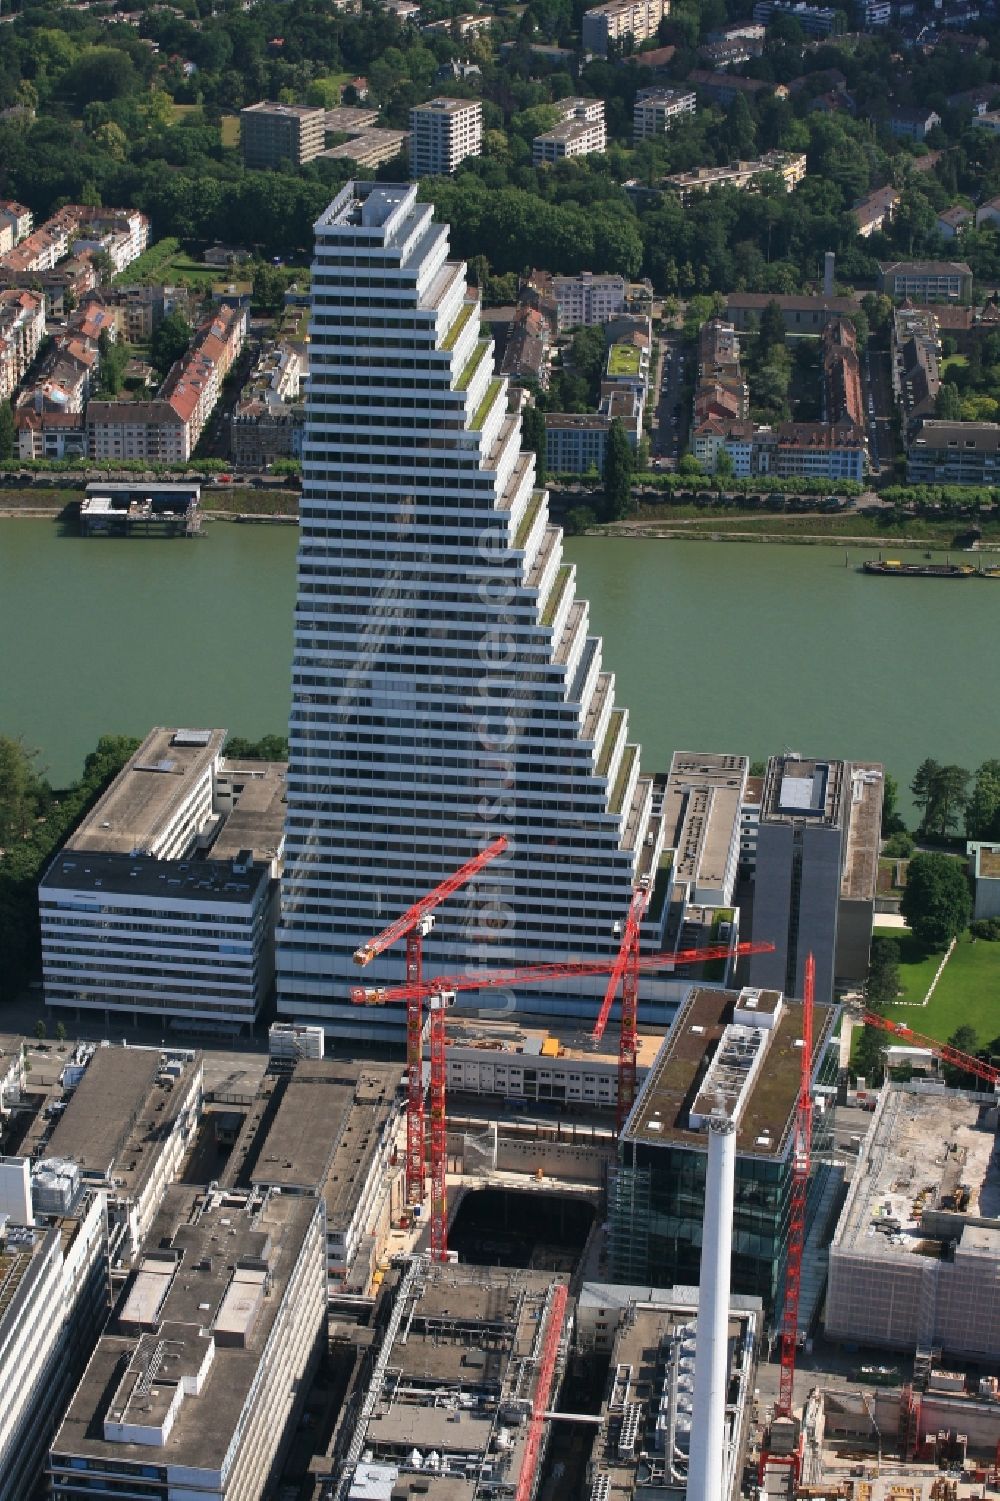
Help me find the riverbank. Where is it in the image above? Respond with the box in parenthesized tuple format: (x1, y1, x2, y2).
(592, 510, 1000, 550)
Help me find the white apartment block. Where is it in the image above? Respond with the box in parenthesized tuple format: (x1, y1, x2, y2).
(633, 87, 697, 142)
(276, 181, 664, 1038)
(0, 288, 45, 400)
(0, 200, 32, 256)
(39, 728, 285, 1031)
(533, 101, 607, 163)
(552, 270, 627, 329)
(0, 1159, 107, 1501)
(581, 0, 670, 55)
(409, 96, 482, 175)
(71, 209, 150, 274)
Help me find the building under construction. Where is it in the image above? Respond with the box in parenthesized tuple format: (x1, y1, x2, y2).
(324, 1258, 569, 1500)
(580, 1282, 761, 1501)
(609, 985, 838, 1308)
(826, 1082, 1000, 1367)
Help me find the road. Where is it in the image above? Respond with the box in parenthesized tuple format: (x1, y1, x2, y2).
(864, 341, 897, 479)
(653, 330, 689, 463)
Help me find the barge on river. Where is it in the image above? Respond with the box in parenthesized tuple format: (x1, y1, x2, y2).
(860, 557, 976, 578)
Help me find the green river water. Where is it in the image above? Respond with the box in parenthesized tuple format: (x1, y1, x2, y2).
(1, 520, 996, 817)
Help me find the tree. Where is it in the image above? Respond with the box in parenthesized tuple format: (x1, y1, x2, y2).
(900, 852, 971, 949)
(758, 299, 787, 353)
(521, 403, 546, 484)
(931, 765, 971, 838)
(935, 382, 963, 420)
(151, 311, 192, 375)
(881, 771, 906, 836)
(0, 401, 14, 461)
(943, 1024, 981, 1087)
(602, 418, 634, 522)
(855, 1023, 887, 1084)
(866, 936, 900, 1007)
(722, 92, 757, 161)
(35, 1020, 46, 1042)
(55, 1021, 67, 1044)
(966, 759, 1000, 840)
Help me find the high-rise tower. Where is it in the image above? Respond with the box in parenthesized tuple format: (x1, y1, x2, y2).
(277, 182, 663, 1037)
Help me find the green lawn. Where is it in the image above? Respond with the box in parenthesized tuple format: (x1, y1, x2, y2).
(220, 114, 240, 149)
(941, 353, 969, 375)
(876, 926, 1000, 1048)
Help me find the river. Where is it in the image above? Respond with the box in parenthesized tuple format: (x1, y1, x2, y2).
(1, 521, 996, 817)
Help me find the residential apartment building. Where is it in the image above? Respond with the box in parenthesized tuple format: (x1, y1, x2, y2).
(752, 0, 844, 33)
(231, 340, 304, 467)
(858, 0, 891, 24)
(693, 316, 748, 427)
(907, 418, 1000, 484)
(632, 86, 697, 141)
(879, 259, 973, 303)
(0, 287, 44, 399)
(49, 1186, 326, 1501)
(40, 727, 285, 1031)
(278, 181, 665, 1037)
(545, 405, 642, 472)
(888, 106, 942, 141)
(766, 419, 867, 481)
(853, 185, 900, 237)
(533, 101, 607, 163)
(0, 1159, 107, 1501)
(409, 97, 482, 175)
(320, 127, 409, 168)
(552, 269, 627, 328)
(581, 0, 669, 55)
(109, 283, 198, 343)
(0, 205, 148, 277)
(892, 305, 941, 434)
(0, 200, 31, 256)
(666, 150, 806, 202)
(748, 755, 884, 1004)
(240, 101, 326, 168)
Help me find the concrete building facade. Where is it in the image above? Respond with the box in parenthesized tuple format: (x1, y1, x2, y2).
(581, 0, 670, 55)
(278, 182, 664, 1037)
(632, 87, 697, 141)
(240, 101, 326, 168)
(409, 97, 482, 175)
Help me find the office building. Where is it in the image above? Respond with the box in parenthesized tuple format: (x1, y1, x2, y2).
(40, 728, 285, 1031)
(579, 1282, 761, 1501)
(907, 418, 1000, 484)
(632, 86, 697, 141)
(0, 1158, 107, 1501)
(968, 841, 1000, 919)
(250, 1059, 403, 1293)
(49, 1184, 326, 1501)
(408, 97, 482, 175)
(40, 1045, 203, 1264)
(326, 1258, 569, 1494)
(661, 752, 747, 912)
(748, 755, 883, 1004)
(610, 984, 837, 1310)
(240, 101, 326, 169)
(879, 259, 974, 303)
(581, 0, 670, 56)
(277, 182, 663, 1037)
(321, 128, 410, 169)
(826, 1084, 1000, 1365)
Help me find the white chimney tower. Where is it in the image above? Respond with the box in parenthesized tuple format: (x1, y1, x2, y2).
(687, 1116, 737, 1501)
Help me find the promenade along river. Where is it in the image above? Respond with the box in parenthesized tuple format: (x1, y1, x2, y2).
(1, 521, 997, 815)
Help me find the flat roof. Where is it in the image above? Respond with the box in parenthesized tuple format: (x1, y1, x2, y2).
(42, 849, 268, 904)
(67, 727, 224, 856)
(51, 1189, 318, 1471)
(833, 1085, 1000, 1258)
(840, 762, 884, 901)
(663, 751, 748, 890)
(443, 1017, 665, 1071)
(45, 1048, 200, 1190)
(607, 343, 642, 376)
(210, 759, 287, 866)
(250, 1060, 402, 1231)
(625, 986, 835, 1158)
(762, 755, 845, 828)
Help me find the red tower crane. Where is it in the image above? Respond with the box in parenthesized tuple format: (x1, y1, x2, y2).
(760, 951, 815, 1487)
(589, 882, 652, 1131)
(852, 1007, 1000, 1090)
(353, 834, 508, 1207)
(514, 1283, 569, 1501)
(354, 939, 774, 1262)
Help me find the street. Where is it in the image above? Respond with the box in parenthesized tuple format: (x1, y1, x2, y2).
(653, 329, 689, 463)
(864, 341, 897, 479)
